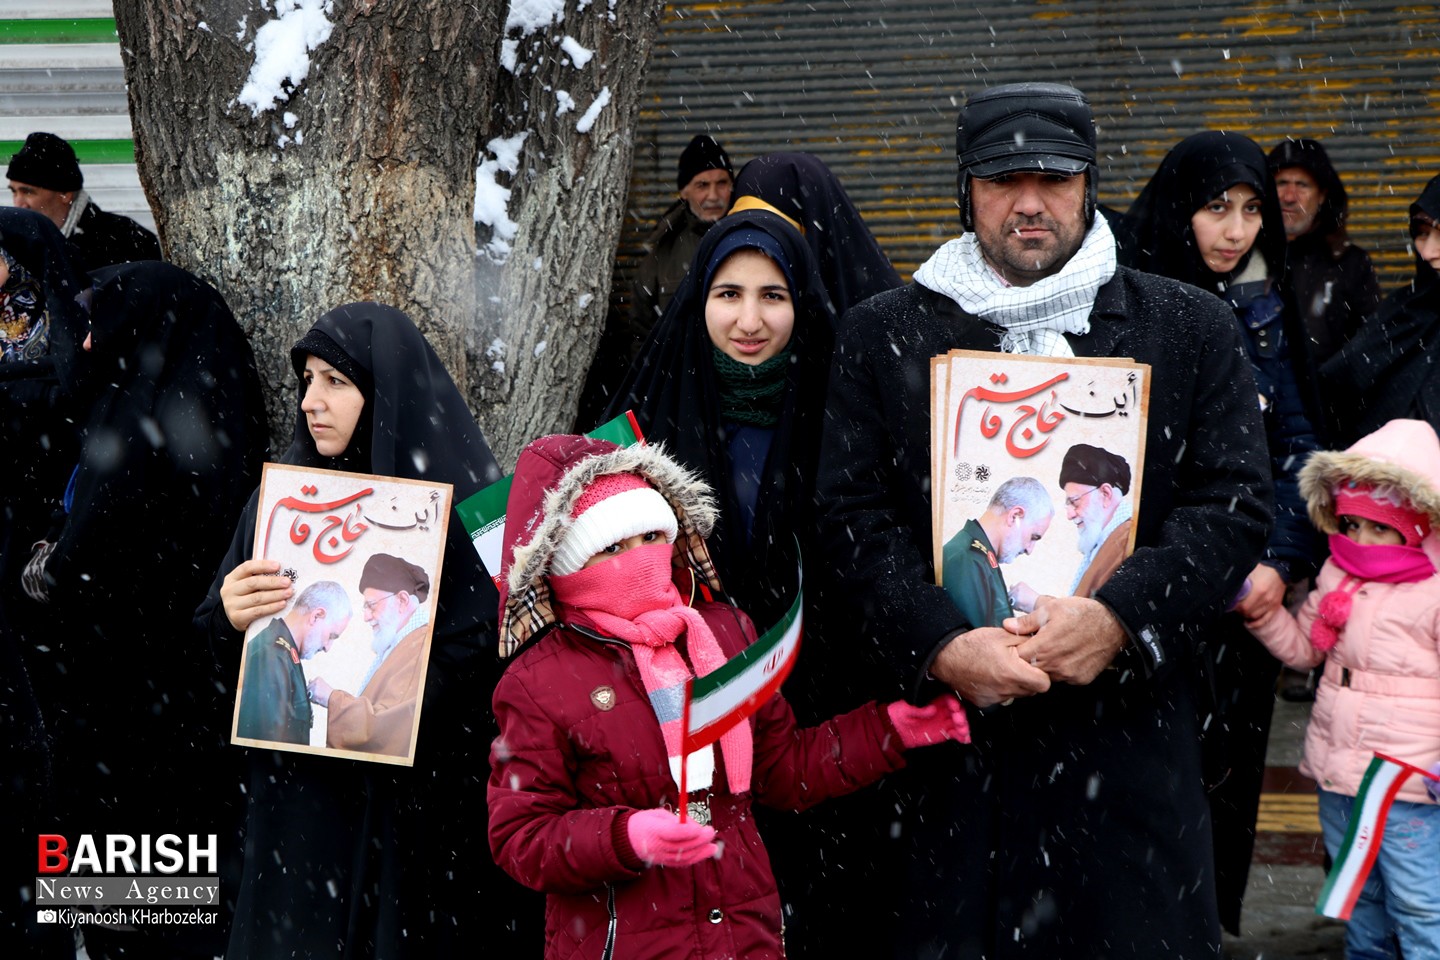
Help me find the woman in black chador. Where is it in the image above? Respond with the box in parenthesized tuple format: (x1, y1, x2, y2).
(1120, 130, 1324, 934)
(23, 261, 268, 959)
(730, 151, 902, 316)
(1323, 172, 1440, 445)
(197, 303, 537, 958)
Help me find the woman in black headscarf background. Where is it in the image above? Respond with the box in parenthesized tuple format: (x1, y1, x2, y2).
(197, 303, 537, 958)
(16, 261, 268, 959)
(1120, 130, 1325, 934)
(0, 209, 87, 603)
(1323, 173, 1440, 445)
(730, 151, 902, 315)
(0, 208, 87, 959)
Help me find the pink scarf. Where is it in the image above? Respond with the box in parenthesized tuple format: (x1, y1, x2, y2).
(1310, 534, 1436, 652)
(550, 542, 753, 793)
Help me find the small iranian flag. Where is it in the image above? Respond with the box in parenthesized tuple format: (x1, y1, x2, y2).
(1316, 753, 1439, 920)
(676, 569, 803, 818)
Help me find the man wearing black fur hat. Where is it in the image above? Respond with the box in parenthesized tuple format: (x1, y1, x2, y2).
(629, 134, 734, 347)
(6, 132, 161, 272)
(817, 82, 1273, 956)
(308, 552, 431, 757)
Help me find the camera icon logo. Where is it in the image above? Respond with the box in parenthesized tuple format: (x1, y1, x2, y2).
(37, 909, 57, 924)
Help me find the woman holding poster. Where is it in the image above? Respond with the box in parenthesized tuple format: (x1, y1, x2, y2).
(195, 304, 536, 958)
(1122, 131, 1326, 931)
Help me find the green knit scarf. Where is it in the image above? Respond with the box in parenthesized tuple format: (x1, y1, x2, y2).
(711, 347, 791, 427)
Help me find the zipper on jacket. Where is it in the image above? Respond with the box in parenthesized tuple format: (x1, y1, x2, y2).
(601, 883, 617, 960)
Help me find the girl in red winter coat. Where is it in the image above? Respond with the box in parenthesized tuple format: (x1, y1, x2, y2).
(488, 434, 968, 960)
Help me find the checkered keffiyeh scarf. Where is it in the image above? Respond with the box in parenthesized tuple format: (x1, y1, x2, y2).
(914, 215, 1117, 357)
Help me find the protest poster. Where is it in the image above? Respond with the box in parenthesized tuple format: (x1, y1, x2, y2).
(230, 463, 452, 766)
(932, 350, 1150, 619)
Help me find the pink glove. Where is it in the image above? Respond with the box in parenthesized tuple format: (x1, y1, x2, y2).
(625, 808, 718, 867)
(1426, 763, 1440, 804)
(886, 694, 971, 748)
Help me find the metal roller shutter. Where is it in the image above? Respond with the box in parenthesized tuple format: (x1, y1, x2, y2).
(0, 1, 153, 232)
(628, 1, 1440, 288)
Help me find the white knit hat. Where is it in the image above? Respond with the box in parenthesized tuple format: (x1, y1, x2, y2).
(550, 472, 679, 576)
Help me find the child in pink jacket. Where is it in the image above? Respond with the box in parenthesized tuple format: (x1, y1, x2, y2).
(1247, 418, 1440, 958)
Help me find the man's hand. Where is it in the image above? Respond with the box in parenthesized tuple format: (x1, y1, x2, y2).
(220, 558, 293, 632)
(929, 627, 1051, 708)
(308, 677, 333, 707)
(1236, 563, 1287, 626)
(1006, 596, 1127, 686)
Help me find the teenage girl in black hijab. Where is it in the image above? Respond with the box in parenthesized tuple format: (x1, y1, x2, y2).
(605, 207, 897, 959)
(20, 261, 268, 959)
(1121, 130, 1324, 934)
(1323, 173, 1440, 444)
(196, 303, 536, 959)
(730, 152, 902, 315)
(604, 208, 836, 628)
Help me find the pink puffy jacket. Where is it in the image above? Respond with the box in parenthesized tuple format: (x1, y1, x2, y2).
(1249, 419, 1440, 804)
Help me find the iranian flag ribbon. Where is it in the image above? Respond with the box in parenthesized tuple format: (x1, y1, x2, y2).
(1316, 753, 1439, 920)
(676, 567, 803, 820)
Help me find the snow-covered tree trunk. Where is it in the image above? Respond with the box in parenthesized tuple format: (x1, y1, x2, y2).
(115, 0, 663, 464)
(113, 0, 502, 443)
(472, 0, 665, 467)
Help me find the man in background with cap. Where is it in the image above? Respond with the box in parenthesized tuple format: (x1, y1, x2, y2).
(309, 552, 432, 757)
(629, 134, 735, 351)
(6, 131, 161, 272)
(817, 82, 1271, 956)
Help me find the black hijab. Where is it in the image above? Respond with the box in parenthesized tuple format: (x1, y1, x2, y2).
(1322, 173, 1440, 442)
(0, 210, 89, 597)
(43, 261, 268, 613)
(285, 302, 504, 646)
(603, 210, 837, 620)
(731, 152, 902, 315)
(0, 208, 88, 374)
(1120, 131, 1289, 294)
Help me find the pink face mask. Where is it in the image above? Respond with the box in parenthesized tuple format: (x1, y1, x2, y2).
(1326, 532, 1434, 584)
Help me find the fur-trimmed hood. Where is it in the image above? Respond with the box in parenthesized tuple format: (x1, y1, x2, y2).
(1300, 419, 1440, 536)
(497, 434, 723, 657)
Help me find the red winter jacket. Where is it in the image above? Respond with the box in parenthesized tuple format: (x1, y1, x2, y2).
(488, 603, 906, 960)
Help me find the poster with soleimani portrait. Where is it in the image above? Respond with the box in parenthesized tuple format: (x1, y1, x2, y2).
(932, 350, 1150, 625)
(230, 463, 451, 767)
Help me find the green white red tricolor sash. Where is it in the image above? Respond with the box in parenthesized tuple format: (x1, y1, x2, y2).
(677, 568, 803, 821)
(1316, 753, 1440, 920)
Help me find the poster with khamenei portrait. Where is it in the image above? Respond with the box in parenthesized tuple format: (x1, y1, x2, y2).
(933, 350, 1149, 625)
(230, 464, 451, 767)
